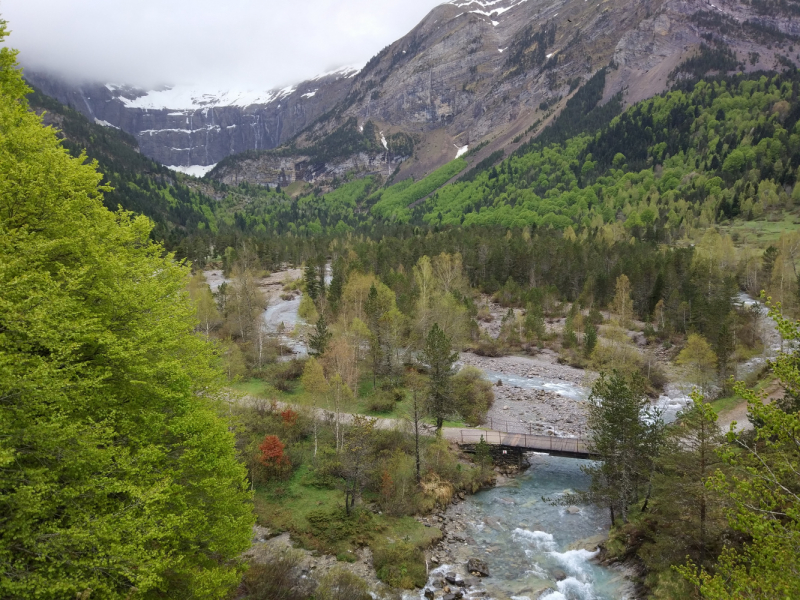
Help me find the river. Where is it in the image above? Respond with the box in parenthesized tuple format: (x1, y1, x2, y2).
(207, 270, 776, 599)
(405, 456, 633, 600)
(205, 267, 312, 356)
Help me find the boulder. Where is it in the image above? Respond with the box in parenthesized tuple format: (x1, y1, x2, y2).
(552, 568, 568, 581)
(467, 557, 490, 577)
(424, 590, 435, 600)
(566, 505, 581, 514)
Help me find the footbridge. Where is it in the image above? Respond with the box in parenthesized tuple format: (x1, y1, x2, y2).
(455, 426, 595, 461)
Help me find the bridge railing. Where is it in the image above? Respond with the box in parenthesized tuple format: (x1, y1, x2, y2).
(458, 429, 590, 455)
(482, 416, 577, 437)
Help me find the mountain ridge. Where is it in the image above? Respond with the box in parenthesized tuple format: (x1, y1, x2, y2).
(25, 0, 800, 187)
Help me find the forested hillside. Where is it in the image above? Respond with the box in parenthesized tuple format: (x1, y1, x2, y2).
(27, 88, 220, 243)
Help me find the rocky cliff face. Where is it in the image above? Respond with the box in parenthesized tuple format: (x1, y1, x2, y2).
(24, 68, 357, 169)
(27, 0, 800, 186)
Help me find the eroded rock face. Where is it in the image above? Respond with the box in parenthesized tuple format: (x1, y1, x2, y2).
(24, 69, 354, 168)
(212, 151, 405, 187)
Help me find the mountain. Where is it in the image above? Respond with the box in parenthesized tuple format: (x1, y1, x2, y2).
(206, 0, 800, 186)
(26, 86, 221, 246)
(23, 67, 358, 171)
(26, 0, 800, 187)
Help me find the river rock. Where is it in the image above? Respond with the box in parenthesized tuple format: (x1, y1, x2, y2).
(567, 505, 581, 514)
(567, 533, 608, 552)
(467, 557, 490, 577)
(424, 590, 435, 600)
(552, 568, 568, 581)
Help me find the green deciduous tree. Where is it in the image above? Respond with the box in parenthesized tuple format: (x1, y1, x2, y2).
(677, 333, 718, 395)
(611, 274, 634, 327)
(681, 307, 800, 598)
(188, 272, 221, 339)
(0, 26, 253, 599)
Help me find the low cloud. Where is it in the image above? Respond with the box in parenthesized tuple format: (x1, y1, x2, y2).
(2, 0, 444, 89)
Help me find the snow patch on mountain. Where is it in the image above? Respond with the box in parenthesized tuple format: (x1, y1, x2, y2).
(117, 87, 292, 110)
(167, 164, 217, 178)
(94, 118, 119, 129)
(107, 64, 361, 111)
(311, 64, 363, 81)
(447, 0, 529, 20)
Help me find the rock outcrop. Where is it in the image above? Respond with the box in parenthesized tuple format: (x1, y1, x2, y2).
(24, 69, 356, 169)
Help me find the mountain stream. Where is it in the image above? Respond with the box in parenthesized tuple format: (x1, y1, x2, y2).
(205, 269, 780, 599)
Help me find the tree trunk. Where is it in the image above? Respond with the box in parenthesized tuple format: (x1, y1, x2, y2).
(414, 390, 421, 484)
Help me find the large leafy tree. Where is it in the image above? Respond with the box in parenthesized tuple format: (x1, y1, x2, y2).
(0, 25, 253, 599)
(681, 305, 800, 598)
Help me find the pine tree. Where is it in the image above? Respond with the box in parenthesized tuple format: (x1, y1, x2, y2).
(569, 372, 664, 525)
(328, 257, 346, 315)
(421, 323, 459, 432)
(651, 393, 725, 573)
(524, 301, 546, 344)
(304, 262, 319, 301)
(309, 312, 332, 356)
(365, 283, 384, 387)
(584, 324, 598, 356)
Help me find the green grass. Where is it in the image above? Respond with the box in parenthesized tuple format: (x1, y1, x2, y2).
(253, 465, 441, 559)
(234, 374, 418, 419)
(231, 378, 273, 397)
(722, 209, 800, 246)
(710, 373, 780, 415)
(710, 395, 742, 414)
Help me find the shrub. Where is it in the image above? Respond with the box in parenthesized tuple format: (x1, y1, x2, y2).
(269, 359, 306, 390)
(473, 337, 505, 357)
(241, 549, 311, 600)
(367, 391, 396, 413)
(373, 541, 427, 589)
(315, 569, 372, 600)
(376, 450, 417, 516)
(453, 366, 494, 426)
(306, 507, 372, 545)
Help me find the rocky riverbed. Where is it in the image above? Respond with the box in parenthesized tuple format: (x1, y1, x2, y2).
(460, 352, 593, 438)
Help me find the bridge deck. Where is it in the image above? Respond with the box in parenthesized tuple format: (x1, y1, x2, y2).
(456, 429, 593, 459)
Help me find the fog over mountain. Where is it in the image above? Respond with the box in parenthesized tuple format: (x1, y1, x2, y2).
(2, 0, 443, 89)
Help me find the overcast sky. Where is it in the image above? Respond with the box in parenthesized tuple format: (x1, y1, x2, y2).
(2, 0, 445, 90)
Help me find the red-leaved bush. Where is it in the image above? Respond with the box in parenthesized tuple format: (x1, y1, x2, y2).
(281, 408, 299, 428)
(258, 435, 291, 473)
